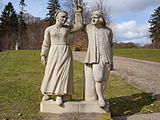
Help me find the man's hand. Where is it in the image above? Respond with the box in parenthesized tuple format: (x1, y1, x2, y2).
(41, 56, 47, 66)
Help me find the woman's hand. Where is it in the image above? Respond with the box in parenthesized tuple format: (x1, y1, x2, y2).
(41, 56, 47, 66)
(74, 6, 83, 13)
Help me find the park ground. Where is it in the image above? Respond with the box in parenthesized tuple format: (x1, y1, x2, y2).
(0, 49, 160, 119)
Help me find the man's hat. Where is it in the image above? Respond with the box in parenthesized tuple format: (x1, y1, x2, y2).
(90, 10, 103, 18)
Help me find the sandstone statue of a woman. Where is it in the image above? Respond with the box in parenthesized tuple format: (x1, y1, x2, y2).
(40, 7, 83, 105)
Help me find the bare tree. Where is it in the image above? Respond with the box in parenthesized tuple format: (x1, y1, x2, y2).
(62, 0, 90, 24)
(61, 0, 90, 51)
(61, 0, 75, 25)
(91, 0, 111, 26)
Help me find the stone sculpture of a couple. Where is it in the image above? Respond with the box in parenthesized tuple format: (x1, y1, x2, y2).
(40, 6, 113, 108)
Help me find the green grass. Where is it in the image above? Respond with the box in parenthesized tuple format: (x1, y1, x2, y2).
(114, 49, 160, 62)
(0, 50, 160, 119)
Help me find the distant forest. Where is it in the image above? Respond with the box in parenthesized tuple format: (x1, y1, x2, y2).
(0, 0, 159, 51)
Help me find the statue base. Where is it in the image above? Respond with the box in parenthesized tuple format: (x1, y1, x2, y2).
(40, 100, 112, 120)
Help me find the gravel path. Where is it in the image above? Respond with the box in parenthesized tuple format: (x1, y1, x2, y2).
(72, 51, 160, 99)
(72, 51, 160, 120)
(113, 113, 160, 120)
(112, 56, 160, 100)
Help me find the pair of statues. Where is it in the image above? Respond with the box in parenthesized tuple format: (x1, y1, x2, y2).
(40, 6, 113, 108)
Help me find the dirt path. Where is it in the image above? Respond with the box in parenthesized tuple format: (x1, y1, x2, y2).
(72, 51, 160, 99)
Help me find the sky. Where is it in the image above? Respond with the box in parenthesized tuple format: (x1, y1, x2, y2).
(0, 0, 160, 45)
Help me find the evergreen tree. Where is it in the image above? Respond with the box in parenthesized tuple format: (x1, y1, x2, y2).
(0, 2, 19, 50)
(149, 6, 160, 49)
(47, 0, 61, 25)
(19, 0, 27, 30)
(0, 2, 19, 33)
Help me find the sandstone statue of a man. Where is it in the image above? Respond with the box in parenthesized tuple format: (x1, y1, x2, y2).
(83, 10, 113, 107)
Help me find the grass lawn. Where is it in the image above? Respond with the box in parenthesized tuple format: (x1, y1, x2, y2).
(0, 50, 160, 119)
(114, 49, 160, 62)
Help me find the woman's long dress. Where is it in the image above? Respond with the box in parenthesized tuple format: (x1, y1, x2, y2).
(41, 26, 73, 95)
(40, 12, 83, 95)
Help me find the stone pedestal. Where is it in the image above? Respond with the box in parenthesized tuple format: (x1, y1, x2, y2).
(40, 100, 112, 120)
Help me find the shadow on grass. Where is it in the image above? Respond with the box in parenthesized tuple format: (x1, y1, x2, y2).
(109, 93, 155, 117)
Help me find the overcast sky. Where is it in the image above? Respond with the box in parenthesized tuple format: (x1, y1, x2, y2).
(0, 0, 160, 45)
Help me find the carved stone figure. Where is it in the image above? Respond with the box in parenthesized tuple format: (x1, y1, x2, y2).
(40, 7, 83, 105)
(83, 10, 113, 107)
(15, 42, 19, 50)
